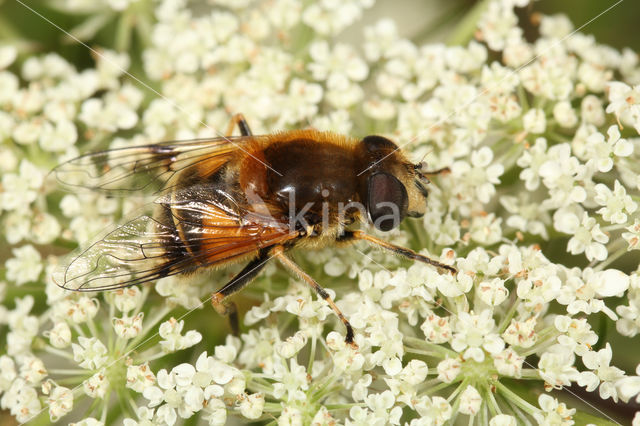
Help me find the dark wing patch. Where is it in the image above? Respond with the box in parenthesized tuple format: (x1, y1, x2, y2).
(54, 186, 298, 292)
(52, 137, 247, 196)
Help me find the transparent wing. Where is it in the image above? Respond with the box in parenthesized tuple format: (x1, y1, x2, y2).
(52, 137, 249, 196)
(54, 184, 298, 292)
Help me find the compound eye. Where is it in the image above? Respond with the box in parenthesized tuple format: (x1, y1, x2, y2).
(367, 172, 408, 232)
(362, 135, 398, 152)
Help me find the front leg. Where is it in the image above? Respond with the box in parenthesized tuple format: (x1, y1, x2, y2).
(338, 230, 457, 274)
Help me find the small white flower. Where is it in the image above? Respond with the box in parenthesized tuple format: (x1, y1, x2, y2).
(301, 0, 372, 37)
(421, 313, 451, 344)
(308, 41, 368, 83)
(155, 275, 203, 309)
(239, 392, 265, 420)
(126, 363, 157, 393)
(502, 316, 537, 348)
(451, 310, 504, 362)
(477, 277, 509, 306)
(616, 363, 640, 404)
(500, 193, 551, 239)
(580, 343, 626, 401)
(538, 144, 587, 208)
(12, 118, 44, 145)
(533, 394, 576, 424)
(553, 101, 578, 128)
(539, 14, 574, 38)
(493, 348, 524, 378)
(0, 160, 44, 212)
(555, 316, 598, 356)
(563, 212, 609, 261)
(110, 287, 144, 313)
(622, 219, 640, 250)
(363, 19, 398, 62)
(538, 344, 580, 389)
(594, 180, 637, 224)
(48, 386, 74, 421)
(202, 398, 227, 426)
(276, 78, 323, 126)
(588, 269, 630, 298)
(49, 321, 71, 348)
(578, 61, 612, 93)
(113, 312, 144, 339)
(451, 147, 503, 205)
(20, 356, 47, 385)
(0, 46, 17, 69)
(469, 213, 503, 246)
(581, 94, 606, 126)
(83, 371, 109, 399)
(214, 335, 240, 364)
(30, 212, 62, 244)
(459, 385, 482, 415)
(190, 352, 231, 387)
(585, 125, 633, 173)
(516, 265, 561, 307)
(477, 1, 519, 51)
(53, 297, 100, 324)
(413, 395, 452, 424)
(159, 318, 202, 353)
(522, 108, 547, 134)
(517, 137, 549, 191)
(436, 358, 461, 383)
(0, 71, 19, 105)
(5, 245, 43, 286)
(72, 337, 109, 370)
(69, 417, 104, 426)
(606, 82, 640, 133)
(489, 414, 517, 426)
(39, 119, 77, 152)
(275, 331, 308, 358)
(363, 390, 401, 425)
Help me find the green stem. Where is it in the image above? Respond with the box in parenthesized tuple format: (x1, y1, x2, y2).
(404, 348, 448, 358)
(519, 369, 541, 379)
(494, 381, 539, 415)
(447, 377, 470, 402)
(594, 242, 629, 271)
(421, 377, 461, 395)
(497, 298, 521, 334)
(446, 0, 492, 46)
(307, 335, 317, 373)
(404, 336, 458, 358)
(48, 368, 89, 375)
(325, 403, 364, 410)
(115, 9, 134, 52)
(486, 385, 501, 417)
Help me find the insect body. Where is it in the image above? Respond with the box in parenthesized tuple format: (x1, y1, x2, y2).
(54, 114, 456, 345)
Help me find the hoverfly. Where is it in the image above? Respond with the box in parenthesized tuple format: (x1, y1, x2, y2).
(53, 114, 456, 345)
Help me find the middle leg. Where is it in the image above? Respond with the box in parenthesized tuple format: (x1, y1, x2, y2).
(211, 250, 271, 335)
(270, 246, 356, 347)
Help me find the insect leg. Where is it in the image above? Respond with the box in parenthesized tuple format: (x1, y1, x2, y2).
(211, 250, 271, 335)
(339, 230, 457, 274)
(271, 246, 356, 347)
(422, 166, 450, 176)
(225, 113, 253, 137)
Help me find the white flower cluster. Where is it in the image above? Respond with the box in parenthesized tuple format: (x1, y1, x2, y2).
(1, 0, 640, 424)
